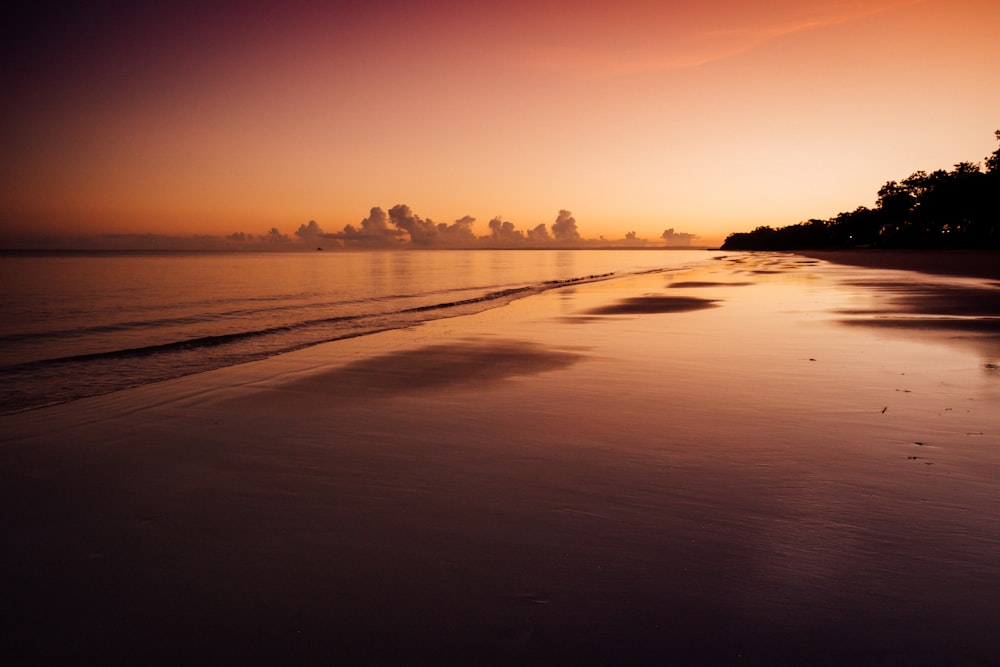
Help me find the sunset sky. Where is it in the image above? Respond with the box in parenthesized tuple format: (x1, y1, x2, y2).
(2, 0, 998, 248)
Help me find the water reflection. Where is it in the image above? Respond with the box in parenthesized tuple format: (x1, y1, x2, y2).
(716, 252, 1000, 362)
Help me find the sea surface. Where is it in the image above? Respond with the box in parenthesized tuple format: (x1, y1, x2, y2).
(0, 249, 714, 413)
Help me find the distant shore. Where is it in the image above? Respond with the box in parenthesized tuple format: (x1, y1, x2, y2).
(799, 249, 1000, 281)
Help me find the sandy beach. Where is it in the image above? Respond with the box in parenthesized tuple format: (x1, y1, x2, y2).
(802, 250, 1000, 281)
(3, 251, 999, 665)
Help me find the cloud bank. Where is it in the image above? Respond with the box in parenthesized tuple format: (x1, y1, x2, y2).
(0, 205, 703, 251)
(298, 206, 604, 249)
(255, 206, 700, 250)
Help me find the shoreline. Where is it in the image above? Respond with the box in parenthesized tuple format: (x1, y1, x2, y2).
(0, 261, 690, 417)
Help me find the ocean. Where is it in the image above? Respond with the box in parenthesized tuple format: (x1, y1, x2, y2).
(0, 249, 714, 414)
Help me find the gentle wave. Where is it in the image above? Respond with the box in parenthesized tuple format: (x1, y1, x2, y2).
(2, 286, 543, 372)
(0, 272, 616, 414)
(0, 283, 515, 346)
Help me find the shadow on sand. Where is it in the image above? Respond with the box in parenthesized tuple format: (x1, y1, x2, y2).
(269, 338, 586, 400)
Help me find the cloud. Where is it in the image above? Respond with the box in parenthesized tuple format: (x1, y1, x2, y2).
(230, 230, 295, 246)
(319, 205, 481, 248)
(619, 230, 647, 247)
(488, 216, 525, 244)
(526, 223, 551, 242)
(388, 204, 441, 246)
(551, 210, 581, 242)
(327, 207, 404, 247)
(356, 206, 396, 236)
(662, 228, 699, 246)
(439, 214, 479, 246)
(384, 205, 479, 247)
(263, 227, 291, 244)
(295, 219, 325, 244)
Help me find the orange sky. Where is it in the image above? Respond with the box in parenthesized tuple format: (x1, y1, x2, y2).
(2, 0, 998, 248)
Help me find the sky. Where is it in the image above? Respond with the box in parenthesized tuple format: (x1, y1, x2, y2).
(1, 0, 998, 249)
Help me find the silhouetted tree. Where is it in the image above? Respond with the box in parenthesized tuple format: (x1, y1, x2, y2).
(985, 131, 1000, 174)
(721, 131, 1000, 250)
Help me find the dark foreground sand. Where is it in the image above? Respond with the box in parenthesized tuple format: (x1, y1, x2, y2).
(3, 252, 999, 665)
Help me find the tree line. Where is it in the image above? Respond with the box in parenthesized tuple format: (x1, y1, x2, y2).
(721, 131, 1000, 250)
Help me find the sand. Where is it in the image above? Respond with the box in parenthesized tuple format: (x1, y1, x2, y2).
(3, 252, 999, 665)
(802, 249, 1000, 281)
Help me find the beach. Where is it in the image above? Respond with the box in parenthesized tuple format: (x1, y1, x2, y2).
(3, 251, 999, 665)
(803, 249, 1000, 281)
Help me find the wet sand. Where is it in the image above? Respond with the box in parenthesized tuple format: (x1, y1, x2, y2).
(802, 249, 1000, 281)
(3, 253, 999, 665)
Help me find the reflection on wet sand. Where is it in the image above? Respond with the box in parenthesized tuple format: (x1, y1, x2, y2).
(804, 250, 1000, 282)
(717, 250, 1000, 361)
(585, 295, 719, 315)
(834, 272, 1000, 362)
(273, 338, 586, 400)
(667, 280, 753, 289)
(841, 281, 1000, 318)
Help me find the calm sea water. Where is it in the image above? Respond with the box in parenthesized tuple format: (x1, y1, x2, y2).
(0, 249, 713, 413)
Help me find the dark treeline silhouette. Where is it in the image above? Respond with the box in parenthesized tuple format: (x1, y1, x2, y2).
(722, 132, 1000, 250)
